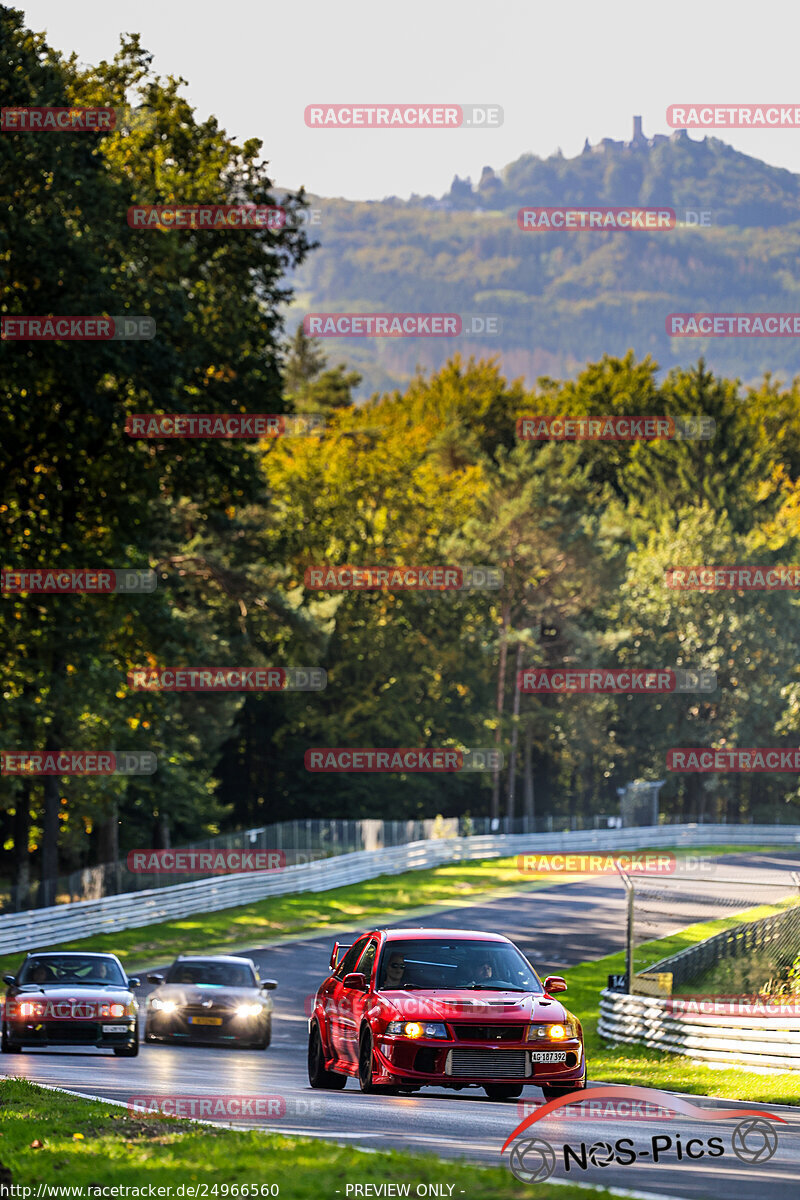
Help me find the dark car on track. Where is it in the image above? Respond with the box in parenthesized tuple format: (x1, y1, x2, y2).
(307, 928, 586, 1099)
(1, 951, 140, 1056)
(144, 955, 277, 1048)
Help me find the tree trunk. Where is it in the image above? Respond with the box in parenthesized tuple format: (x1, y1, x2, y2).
(507, 642, 524, 824)
(523, 721, 534, 830)
(97, 799, 120, 894)
(39, 732, 61, 908)
(491, 600, 511, 822)
(13, 781, 32, 911)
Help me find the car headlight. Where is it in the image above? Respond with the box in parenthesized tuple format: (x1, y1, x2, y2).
(17, 1001, 45, 1019)
(151, 998, 177, 1013)
(528, 1021, 576, 1040)
(100, 1003, 128, 1018)
(386, 1021, 449, 1039)
(236, 1003, 263, 1018)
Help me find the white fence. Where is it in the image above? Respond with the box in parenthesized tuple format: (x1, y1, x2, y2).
(2, 824, 799, 959)
(598, 989, 800, 1072)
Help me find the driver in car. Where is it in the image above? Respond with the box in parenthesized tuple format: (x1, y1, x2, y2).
(475, 958, 494, 982)
(382, 953, 407, 988)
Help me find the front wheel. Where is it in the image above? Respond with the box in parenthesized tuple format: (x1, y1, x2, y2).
(114, 1040, 139, 1057)
(358, 1027, 398, 1094)
(1, 1025, 20, 1053)
(254, 1016, 272, 1050)
(308, 1022, 346, 1089)
(484, 1084, 523, 1100)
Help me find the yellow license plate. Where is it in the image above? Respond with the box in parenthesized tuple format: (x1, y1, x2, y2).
(189, 1016, 222, 1026)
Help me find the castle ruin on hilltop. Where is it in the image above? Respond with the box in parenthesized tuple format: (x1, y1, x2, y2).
(583, 115, 688, 154)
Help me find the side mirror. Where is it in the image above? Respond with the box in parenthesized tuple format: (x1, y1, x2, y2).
(2, 975, 16, 987)
(146, 973, 165, 985)
(342, 972, 368, 992)
(543, 975, 567, 994)
(259, 979, 278, 991)
(127, 977, 141, 988)
(329, 942, 352, 969)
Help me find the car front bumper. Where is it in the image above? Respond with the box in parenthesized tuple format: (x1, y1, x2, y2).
(146, 1009, 268, 1043)
(372, 1034, 584, 1086)
(4, 1018, 137, 1048)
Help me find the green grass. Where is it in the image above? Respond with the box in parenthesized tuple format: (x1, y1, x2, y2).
(0, 1078, 617, 1197)
(565, 896, 800, 1104)
(0, 842, 777, 982)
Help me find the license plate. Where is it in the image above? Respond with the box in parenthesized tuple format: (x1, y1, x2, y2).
(189, 1016, 222, 1026)
(103, 1025, 129, 1033)
(530, 1051, 567, 1063)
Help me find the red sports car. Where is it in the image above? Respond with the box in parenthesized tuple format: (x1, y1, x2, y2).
(307, 928, 586, 1099)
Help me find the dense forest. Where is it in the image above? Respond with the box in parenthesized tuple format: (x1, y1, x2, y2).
(4, 10, 800, 905)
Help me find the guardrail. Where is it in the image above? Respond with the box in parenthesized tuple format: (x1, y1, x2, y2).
(1, 823, 798, 959)
(598, 988, 800, 1072)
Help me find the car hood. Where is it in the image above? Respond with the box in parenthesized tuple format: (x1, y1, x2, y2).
(379, 990, 570, 1023)
(151, 985, 264, 1006)
(9, 985, 134, 1003)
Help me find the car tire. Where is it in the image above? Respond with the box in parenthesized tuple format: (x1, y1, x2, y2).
(307, 1021, 347, 1089)
(357, 1027, 397, 1094)
(483, 1084, 523, 1100)
(254, 1016, 272, 1050)
(114, 1039, 139, 1057)
(1, 1025, 20, 1054)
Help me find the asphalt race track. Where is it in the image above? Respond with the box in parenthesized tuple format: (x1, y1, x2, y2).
(4, 852, 800, 1198)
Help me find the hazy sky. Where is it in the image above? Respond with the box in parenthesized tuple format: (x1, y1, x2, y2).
(18, 0, 800, 200)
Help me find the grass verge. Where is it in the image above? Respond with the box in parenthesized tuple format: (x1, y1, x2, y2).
(567, 897, 800, 1104)
(0, 843, 781, 981)
(0, 1077, 616, 1197)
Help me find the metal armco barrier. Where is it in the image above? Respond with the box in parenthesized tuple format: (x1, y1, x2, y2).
(598, 988, 800, 1072)
(2, 824, 799, 958)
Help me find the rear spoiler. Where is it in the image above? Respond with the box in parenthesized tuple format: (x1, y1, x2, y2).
(329, 942, 352, 969)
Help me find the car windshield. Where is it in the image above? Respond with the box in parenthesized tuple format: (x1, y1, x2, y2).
(165, 961, 256, 988)
(17, 955, 126, 987)
(377, 939, 543, 992)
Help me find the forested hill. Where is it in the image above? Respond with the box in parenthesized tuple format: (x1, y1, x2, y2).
(289, 125, 800, 397)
